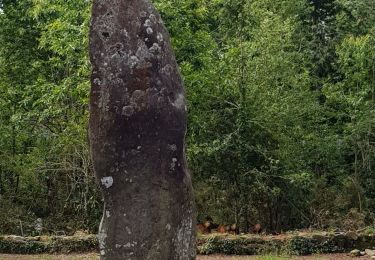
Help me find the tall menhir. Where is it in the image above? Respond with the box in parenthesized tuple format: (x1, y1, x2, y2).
(88, 0, 196, 259)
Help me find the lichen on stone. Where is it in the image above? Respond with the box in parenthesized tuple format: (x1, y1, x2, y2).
(168, 144, 177, 151)
(171, 158, 178, 170)
(172, 93, 185, 110)
(101, 176, 114, 188)
(174, 217, 193, 259)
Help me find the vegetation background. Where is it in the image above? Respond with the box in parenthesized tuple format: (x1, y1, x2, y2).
(0, 0, 374, 235)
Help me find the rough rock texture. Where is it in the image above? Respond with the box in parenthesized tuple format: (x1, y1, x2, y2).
(88, 0, 196, 259)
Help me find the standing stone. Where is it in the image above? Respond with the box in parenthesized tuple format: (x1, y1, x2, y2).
(89, 1, 196, 259)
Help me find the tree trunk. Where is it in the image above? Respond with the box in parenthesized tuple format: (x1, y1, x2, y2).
(89, 1, 196, 259)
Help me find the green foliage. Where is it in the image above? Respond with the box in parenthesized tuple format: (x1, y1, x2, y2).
(199, 236, 269, 255)
(0, 0, 374, 235)
(200, 236, 221, 255)
(0, 237, 48, 254)
(0, 235, 98, 254)
(0, 0, 100, 234)
(198, 233, 375, 256)
(287, 235, 350, 255)
(1, 233, 374, 255)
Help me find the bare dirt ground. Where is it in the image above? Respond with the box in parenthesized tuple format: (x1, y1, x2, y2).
(0, 254, 370, 260)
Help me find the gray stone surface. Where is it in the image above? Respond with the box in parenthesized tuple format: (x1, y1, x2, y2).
(366, 249, 375, 256)
(89, 0, 196, 259)
(350, 249, 360, 257)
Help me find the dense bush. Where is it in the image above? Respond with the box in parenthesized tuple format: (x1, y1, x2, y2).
(0, 0, 374, 234)
(1, 233, 374, 255)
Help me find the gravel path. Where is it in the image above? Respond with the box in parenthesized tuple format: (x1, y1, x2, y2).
(0, 254, 371, 260)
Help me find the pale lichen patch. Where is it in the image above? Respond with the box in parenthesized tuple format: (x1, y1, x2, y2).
(132, 89, 145, 100)
(126, 226, 132, 234)
(93, 78, 102, 85)
(172, 93, 185, 110)
(146, 27, 153, 35)
(171, 158, 178, 170)
(157, 32, 163, 42)
(143, 19, 152, 27)
(128, 55, 139, 69)
(174, 217, 193, 259)
(122, 106, 134, 117)
(161, 64, 173, 76)
(143, 18, 154, 35)
(136, 40, 152, 59)
(140, 11, 148, 18)
(168, 144, 177, 151)
(98, 227, 107, 251)
(98, 89, 110, 112)
(149, 14, 157, 23)
(149, 43, 161, 54)
(101, 176, 114, 188)
(122, 28, 129, 38)
(123, 241, 137, 248)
